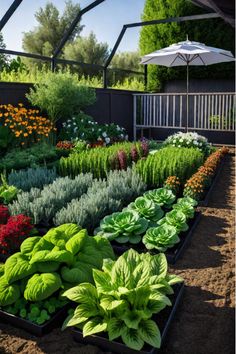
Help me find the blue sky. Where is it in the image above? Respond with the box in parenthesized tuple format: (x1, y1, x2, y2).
(0, 0, 145, 53)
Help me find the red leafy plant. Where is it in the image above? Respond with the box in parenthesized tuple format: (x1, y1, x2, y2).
(0, 206, 35, 255)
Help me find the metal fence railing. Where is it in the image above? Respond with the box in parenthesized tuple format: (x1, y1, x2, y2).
(133, 92, 236, 140)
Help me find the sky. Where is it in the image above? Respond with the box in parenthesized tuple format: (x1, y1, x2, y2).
(0, 0, 146, 53)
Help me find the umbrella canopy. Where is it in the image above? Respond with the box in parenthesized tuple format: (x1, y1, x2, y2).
(141, 39, 235, 66)
(141, 39, 235, 131)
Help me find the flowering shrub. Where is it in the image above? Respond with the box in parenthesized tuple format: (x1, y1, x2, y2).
(0, 103, 56, 147)
(56, 141, 75, 150)
(164, 176, 181, 194)
(61, 113, 128, 146)
(0, 209, 35, 255)
(163, 132, 212, 156)
(183, 147, 228, 200)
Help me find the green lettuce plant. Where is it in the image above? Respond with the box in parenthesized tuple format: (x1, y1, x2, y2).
(172, 198, 196, 219)
(144, 188, 176, 208)
(62, 249, 183, 351)
(0, 224, 115, 310)
(158, 210, 188, 233)
(0, 174, 18, 204)
(143, 225, 179, 252)
(95, 210, 148, 244)
(125, 196, 164, 226)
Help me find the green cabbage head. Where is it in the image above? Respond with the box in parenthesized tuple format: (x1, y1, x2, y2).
(125, 196, 164, 225)
(144, 188, 175, 208)
(158, 210, 188, 233)
(143, 224, 180, 252)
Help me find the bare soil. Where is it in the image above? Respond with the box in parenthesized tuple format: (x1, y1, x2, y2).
(0, 153, 235, 354)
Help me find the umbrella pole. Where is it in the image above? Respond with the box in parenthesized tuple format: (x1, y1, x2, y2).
(186, 62, 189, 132)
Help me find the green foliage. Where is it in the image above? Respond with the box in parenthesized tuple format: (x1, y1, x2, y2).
(0, 32, 8, 70)
(8, 167, 57, 192)
(95, 210, 149, 244)
(62, 249, 183, 351)
(0, 143, 68, 173)
(0, 224, 115, 308)
(124, 196, 164, 226)
(54, 168, 147, 232)
(22, 1, 83, 67)
(135, 147, 204, 187)
(59, 142, 145, 178)
(143, 225, 179, 252)
(0, 174, 19, 204)
(139, 0, 235, 91)
(172, 197, 196, 219)
(144, 188, 176, 208)
(158, 210, 188, 233)
(26, 71, 96, 122)
(9, 174, 93, 224)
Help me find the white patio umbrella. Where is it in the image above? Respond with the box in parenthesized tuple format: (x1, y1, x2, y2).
(141, 39, 235, 131)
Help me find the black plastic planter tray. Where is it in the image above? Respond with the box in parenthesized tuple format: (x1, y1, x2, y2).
(0, 254, 8, 262)
(72, 282, 184, 354)
(198, 157, 225, 207)
(0, 304, 70, 336)
(111, 212, 201, 264)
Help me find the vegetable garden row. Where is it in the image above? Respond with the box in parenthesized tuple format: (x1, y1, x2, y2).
(0, 102, 229, 353)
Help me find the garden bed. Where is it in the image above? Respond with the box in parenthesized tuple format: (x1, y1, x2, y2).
(111, 212, 201, 264)
(0, 304, 70, 336)
(72, 282, 185, 354)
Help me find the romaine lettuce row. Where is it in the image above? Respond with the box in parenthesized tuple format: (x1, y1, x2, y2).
(0, 224, 115, 307)
(62, 249, 183, 351)
(144, 188, 176, 208)
(95, 210, 149, 244)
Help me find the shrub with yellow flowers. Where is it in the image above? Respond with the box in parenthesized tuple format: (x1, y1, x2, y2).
(0, 103, 56, 147)
(183, 147, 228, 200)
(163, 176, 181, 194)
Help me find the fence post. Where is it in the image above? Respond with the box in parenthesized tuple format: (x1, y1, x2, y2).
(133, 95, 137, 141)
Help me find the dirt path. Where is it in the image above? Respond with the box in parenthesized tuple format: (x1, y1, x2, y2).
(0, 153, 235, 354)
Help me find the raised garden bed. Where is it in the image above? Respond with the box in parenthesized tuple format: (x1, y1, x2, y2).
(72, 282, 184, 354)
(0, 304, 70, 336)
(111, 212, 201, 264)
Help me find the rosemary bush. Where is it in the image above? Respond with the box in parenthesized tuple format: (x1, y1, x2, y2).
(9, 174, 93, 224)
(58, 142, 146, 178)
(54, 168, 146, 232)
(8, 167, 57, 191)
(135, 147, 204, 188)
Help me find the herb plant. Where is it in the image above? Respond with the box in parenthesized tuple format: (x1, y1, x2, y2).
(62, 249, 183, 351)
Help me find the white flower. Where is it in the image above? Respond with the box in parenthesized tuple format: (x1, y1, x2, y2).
(105, 137, 110, 144)
(120, 134, 124, 138)
(125, 135, 129, 140)
(72, 117, 76, 120)
(67, 124, 71, 128)
(102, 132, 107, 137)
(178, 145, 181, 147)
(179, 138, 183, 143)
(193, 141, 198, 145)
(187, 141, 190, 145)
(67, 120, 71, 123)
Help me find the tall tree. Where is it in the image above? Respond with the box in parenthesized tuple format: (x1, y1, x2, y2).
(22, 1, 83, 67)
(139, 0, 235, 91)
(0, 32, 8, 70)
(110, 51, 143, 83)
(63, 32, 109, 75)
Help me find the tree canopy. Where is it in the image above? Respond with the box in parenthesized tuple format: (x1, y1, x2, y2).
(139, 0, 235, 91)
(0, 32, 8, 70)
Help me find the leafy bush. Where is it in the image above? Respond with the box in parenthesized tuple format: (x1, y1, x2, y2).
(54, 169, 147, 232)
(0, 143, 69, 173)
(95, 210, 148, 244)
(143, 225, 179, 252)
(124, 197, 164, 226)
(0, 104, 55, 148)
(135, 147, 204, 187)
(59, 142, 147, 178)
(8, 167, 57, 192)
(0, 224, 115, 308)
(62, 249, 183, 351)
(26, 71, 96, 122)
(163, 132, 212, 156)
(9, 174, 93, 224)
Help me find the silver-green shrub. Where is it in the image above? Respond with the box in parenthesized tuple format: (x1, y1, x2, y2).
(8, 167, 57, 191)
(9, 174, 93, 224)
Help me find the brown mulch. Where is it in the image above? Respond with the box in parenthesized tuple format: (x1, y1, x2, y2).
(0, 153, 235, 354)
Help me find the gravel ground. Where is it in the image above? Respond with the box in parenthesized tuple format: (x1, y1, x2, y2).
(0, 152, 235, 354)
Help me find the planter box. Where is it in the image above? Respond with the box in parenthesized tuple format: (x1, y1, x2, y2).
(198, 157, 225, 207)
(111, 212, 201, 264)
(0, 304, 70, 336)
(72, 282, 184, 354)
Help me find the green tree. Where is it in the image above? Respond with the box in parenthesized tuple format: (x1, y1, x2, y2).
(0, 32, 8, 70)
(139, 0, 235, 91)
(110, 51, 143, 83)
(63, 32, 109, 76)
(22, 1, 83, 67)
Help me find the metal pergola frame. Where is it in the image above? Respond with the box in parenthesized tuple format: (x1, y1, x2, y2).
(0, 0, 230, 89)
